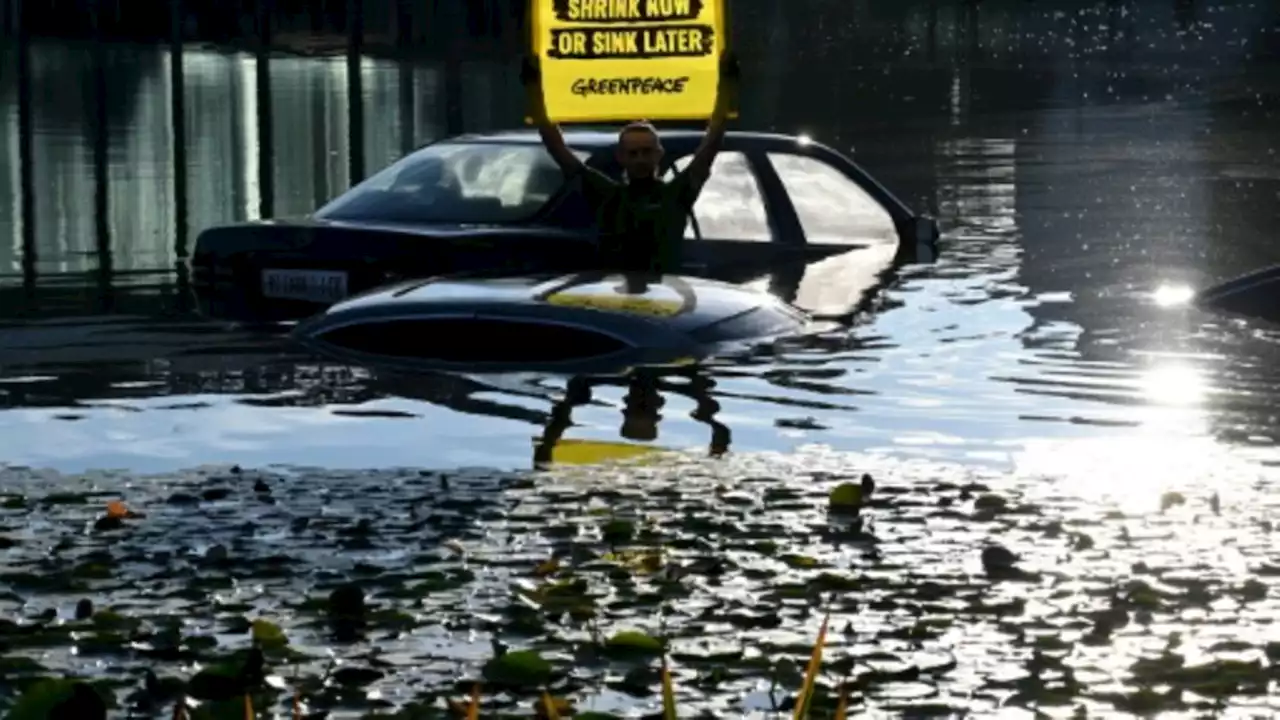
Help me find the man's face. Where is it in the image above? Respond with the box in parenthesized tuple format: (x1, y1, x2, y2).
(616, 128, 664, 180)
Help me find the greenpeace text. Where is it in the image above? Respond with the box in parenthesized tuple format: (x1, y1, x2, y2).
(570, 76, 691, 97)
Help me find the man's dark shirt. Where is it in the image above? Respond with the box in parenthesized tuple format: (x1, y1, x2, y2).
(569, 165, 704, 274)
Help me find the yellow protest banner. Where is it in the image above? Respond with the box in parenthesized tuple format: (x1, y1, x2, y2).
(531, 0, 729, 123)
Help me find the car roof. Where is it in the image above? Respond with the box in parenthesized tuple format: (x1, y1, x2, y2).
(447, 128, 821, 152)
(315, 272, 802, 336)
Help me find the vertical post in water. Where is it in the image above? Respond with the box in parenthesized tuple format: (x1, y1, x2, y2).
(965, 0, 980, 60)
(347, 0, 365, 184)
(170, 0, 191, 309)
(91, 0, 113, 310)
(396, 0, 415, 154)
(256, 0, 275, 219)
(16, 0, 36, 296)
(398, 65, 414, 155)
(926, 0, 937, 64)
(399, 0, 415, 50)
(443, 38, 463, 135)
(310, 73, 329, 208)
(170, 0, 187, 257)
(308, 0, 323, 32)
(422, 0, 435, 46)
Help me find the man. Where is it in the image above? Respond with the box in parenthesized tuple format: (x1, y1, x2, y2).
(520, 52, 740, 274)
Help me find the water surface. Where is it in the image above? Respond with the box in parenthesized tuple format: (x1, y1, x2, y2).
(3, 5, 1279, 484)
(4, 2, 1280, 717)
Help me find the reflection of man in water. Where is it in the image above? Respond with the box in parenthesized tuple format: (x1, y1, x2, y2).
(618, 373, 664, 442)
(521, 53, 740, 274)
(533, 370, 731, 468)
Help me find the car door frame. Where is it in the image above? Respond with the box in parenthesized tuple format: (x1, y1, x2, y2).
(756, 139, 940, 263)
(659, 137, 812, 279)
(750, 144, 899, 258)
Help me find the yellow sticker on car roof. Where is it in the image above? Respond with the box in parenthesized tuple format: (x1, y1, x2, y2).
(546, 292, 684, 317)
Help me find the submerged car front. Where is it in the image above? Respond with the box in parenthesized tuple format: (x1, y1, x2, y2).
(288, 274, 713, 376)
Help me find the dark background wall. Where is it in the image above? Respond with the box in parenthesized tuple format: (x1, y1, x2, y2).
(2, 0, 1276, 66)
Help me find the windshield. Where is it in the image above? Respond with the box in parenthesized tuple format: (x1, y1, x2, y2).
(315, 142, 590, 225)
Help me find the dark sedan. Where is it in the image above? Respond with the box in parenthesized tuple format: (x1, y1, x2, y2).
(291, 271, 824, 376)
(190, 128, 939, 321)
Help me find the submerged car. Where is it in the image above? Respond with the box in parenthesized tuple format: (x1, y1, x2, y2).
(192, 128, 939, 322)
(1196, 265, 1280, 324)
(290, 272, 828, 375)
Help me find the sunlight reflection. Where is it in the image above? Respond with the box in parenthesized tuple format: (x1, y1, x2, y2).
(1152, 283, 1195, 307)
(1014, 433, 1239, 515)
(1140, 363, 1207, 407)
(935, 138, 1017, 225)
(1014, 363, 1221, 513)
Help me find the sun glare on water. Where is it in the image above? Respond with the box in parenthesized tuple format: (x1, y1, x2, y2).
(1014, 361, 1220, 513)
(1152, 282, 1195, 307)
(1139, 362, 1209, 408)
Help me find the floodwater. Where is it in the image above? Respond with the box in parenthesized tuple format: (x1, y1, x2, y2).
(2, 1, 1280, 716)
(1, 2, 1278, 483)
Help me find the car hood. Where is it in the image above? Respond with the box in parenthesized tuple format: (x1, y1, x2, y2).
(320, 272, 797, 335)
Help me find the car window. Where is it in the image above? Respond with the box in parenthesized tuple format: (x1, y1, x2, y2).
(316, 143, 589, 225)
(665, 152, 772, 242)
(765, 152, 898, 244)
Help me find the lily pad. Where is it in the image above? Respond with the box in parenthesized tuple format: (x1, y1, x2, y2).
(601, 518, 636, 545)
(603, 630, 664, 659)
(5, 679, 111, 720)
(973, 494, 1008, 511)
(482, 649, 553, 689)
(332, 665, 385, 688)
(186, 666, 244, 702)
(781, 553, 822, 569)
(90, 610, 139, 633)
(187, 696, 270, 720)
(250, 619, 288, 649)
(828, 482, 864, 514)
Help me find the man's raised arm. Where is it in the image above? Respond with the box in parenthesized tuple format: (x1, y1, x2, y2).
(521, 57, 584, 174)
(681, 51, 741, 188)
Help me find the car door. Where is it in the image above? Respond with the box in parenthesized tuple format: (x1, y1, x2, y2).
(753, 148, 917, 313)
(663, 147, 802, 280)
(757, 148, 903, 253)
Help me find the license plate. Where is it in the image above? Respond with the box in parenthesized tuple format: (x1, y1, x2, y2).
(261, 269, 348, 303)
